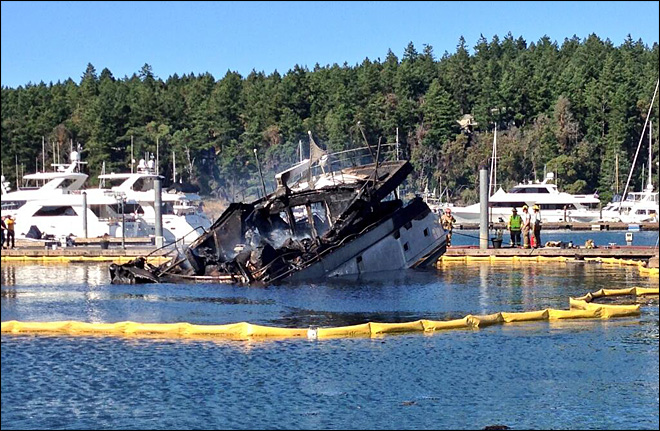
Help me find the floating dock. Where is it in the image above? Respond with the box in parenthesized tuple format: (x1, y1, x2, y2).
(445, 245, 660, 261)
(454, 221, 658, 231)
(2, 240, 658, 268)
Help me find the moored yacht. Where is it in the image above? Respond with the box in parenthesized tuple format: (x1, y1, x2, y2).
(92, 159, 212, 244)
(1, 153, 148, 240)
(450, 172, 601, 224)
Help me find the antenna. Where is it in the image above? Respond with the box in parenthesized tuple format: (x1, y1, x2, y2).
(254, 148, 268, 199)
(357, 121, 376, 161)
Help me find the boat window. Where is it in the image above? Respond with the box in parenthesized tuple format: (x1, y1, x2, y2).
(1, 200, 26, 211)
(123, 203, 143, 215)
(538, 204, 574, 210)
(89, 204, 117, 219)
(133, 177, 155, 192)
(491, 202, 527, 208)
(104, 178, 127, 188)
(33, 206, 78, 217)
(510, 187, 550, 194)
(160, 202, 175, 215)
(57, 178, 79, 190)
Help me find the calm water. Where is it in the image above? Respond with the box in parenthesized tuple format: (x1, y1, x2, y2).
(1, 232, 659, 430)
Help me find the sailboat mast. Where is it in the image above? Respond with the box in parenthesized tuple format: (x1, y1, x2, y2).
(173, 150, 177, 184)
(620, 79, 659, 211)
(615, 153, 619, 196)
(489, 125, 497, 196)
(648, 119, 653, 189)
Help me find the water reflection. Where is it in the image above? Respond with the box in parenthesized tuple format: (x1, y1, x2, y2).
(1, 264, 16, 286)
(2, 261, 656, 328)
(1, 261, 658, 430)
(1, 262, 109, 287)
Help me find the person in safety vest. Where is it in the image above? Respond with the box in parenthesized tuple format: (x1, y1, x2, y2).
(441, 208, 456, 247)
(5, 215, 15, 249)
(507, 208, 522, 247)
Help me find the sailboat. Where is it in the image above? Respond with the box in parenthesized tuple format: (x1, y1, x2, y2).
(569, 80, 659, 224)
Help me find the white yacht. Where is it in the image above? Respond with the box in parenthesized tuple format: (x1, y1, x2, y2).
(1, 154, 147, 240)
(92, 159, 212, 244)
(1, 154, 211, 243)
(450, 173, 601, 224)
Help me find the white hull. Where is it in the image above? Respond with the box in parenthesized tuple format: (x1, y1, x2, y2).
(451, 206, 576, 224)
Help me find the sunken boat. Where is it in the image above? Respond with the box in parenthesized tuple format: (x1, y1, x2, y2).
(110, 137, 448, 284)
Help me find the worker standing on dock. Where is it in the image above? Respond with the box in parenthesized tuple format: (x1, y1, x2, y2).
(507, 208, 522, 247)
(441, 208, 456, 247)
(533, 205, 542, 248)
(521, 205, 531, 248)
(1, 216, 6, 249)
(5, 215, 15, 249)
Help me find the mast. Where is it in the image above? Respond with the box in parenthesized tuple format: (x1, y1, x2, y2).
(131, 135, 134, 174)
(396, 127, 400, 199)
(620, 78, 659, 211)
(173, 150, 177, 184)
(489, 124, 497, 196)
(648, 119, 653, 190)
(615, 153, 619, 196)
(156, 137, 160, 175)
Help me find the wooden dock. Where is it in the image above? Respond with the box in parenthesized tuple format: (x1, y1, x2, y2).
(2, 241, 658, 268)
(454, 221, 658, 231)
(1, 238, 168, 259)
(445, 245, 659, 260)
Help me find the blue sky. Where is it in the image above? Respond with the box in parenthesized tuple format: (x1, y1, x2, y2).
(1, 1, 658, 88)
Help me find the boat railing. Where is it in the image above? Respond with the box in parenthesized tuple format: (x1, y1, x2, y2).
(306, 144, 398, 180)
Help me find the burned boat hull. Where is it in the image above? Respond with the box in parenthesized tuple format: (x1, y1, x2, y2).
(109, 156, 448, 285)
(285, 198, 446, 281)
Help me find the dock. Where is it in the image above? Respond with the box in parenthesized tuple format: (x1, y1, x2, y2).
(454, 221, 658, 231)
(1, 238, 170, 261)
(445, 245, 659, 261)
(2, 240, 658, 269)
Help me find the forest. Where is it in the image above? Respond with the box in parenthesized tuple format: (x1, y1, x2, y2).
(1, 33, 658, 206)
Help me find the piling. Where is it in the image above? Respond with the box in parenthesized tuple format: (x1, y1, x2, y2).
(479, 168, 489, 249)
(154, 177, 163, 248)
(82, 191, 88, 238)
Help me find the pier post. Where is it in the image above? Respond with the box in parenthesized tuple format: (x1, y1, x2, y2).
(82, 191, 88, 238)
(154, 178, 164, 248)
(480, 168, 489, 249)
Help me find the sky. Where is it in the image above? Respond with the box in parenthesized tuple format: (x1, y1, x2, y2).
(1, 1, 659, 88)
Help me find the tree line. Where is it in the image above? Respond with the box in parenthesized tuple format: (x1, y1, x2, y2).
(1, 33, 658, 205)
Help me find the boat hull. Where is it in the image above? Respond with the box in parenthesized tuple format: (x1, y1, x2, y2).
(285, 203, 447, 281)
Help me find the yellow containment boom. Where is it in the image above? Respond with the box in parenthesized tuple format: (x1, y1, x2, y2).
(2, 287, 656, 341)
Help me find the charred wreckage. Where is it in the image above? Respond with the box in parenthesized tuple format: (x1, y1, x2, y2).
(110, 138, 448, 285)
